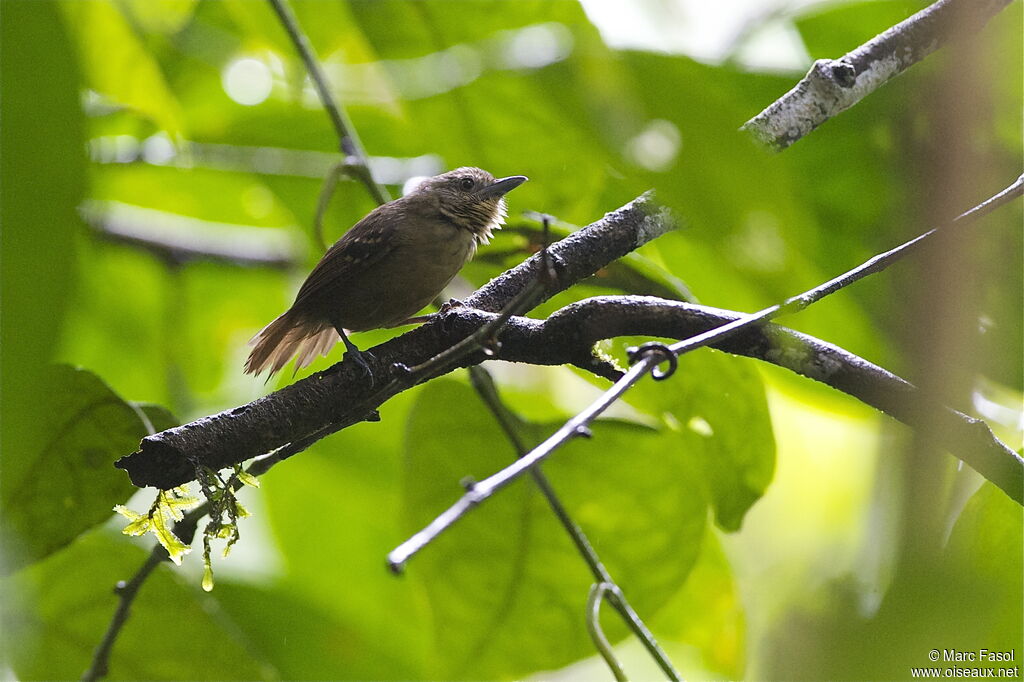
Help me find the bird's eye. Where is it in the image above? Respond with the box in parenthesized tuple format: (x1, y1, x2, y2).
(459, 177, 475, 191)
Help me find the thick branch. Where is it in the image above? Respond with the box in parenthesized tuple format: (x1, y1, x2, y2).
(116, 192, 674, 489)
(742, 0, 1012, 150)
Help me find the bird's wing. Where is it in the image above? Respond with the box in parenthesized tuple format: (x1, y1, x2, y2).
(292, 207, 399, 310)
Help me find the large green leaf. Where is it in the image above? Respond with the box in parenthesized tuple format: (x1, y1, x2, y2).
(651, 530, 745, 678)
(403, 379, 707, 679)
(0, 3, 137, 575)
(593, 345, 776, 532)
(0, 530, 270, 680)
(0, 2, 81, 398)
(0, 366, 173, 574)
(214, 579, 427, 681)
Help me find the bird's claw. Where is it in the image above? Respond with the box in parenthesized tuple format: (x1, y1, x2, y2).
(344, 348, 376, 386)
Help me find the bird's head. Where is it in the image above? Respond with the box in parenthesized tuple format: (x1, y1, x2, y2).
(412, 167, 528, 244)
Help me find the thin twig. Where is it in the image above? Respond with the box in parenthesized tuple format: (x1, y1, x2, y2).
(81, 548, 166, 682)
(312, 162, 344, 250)
(603, 583, 682, 681)
(388, 356, 655, 567)
(387, 173, 1024, 567)
(662, 173, 1024, 359)
(586, 583, 629, 682)
(468, 366, 681, 681)
(266, 0, 390, 206)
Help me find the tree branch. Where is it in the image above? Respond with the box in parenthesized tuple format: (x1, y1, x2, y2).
(467, 366, 681, 681)
(742, 0, 1012, 150)
(487, 296, 1022, 499)
(384, 170, 1023, 568)
(387, 295, 1023, 567)
(115, 192, 675, 489)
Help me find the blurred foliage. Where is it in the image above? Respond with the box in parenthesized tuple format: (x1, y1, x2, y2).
(0, 0, 1020, 680)
(0, 365, 177, 574)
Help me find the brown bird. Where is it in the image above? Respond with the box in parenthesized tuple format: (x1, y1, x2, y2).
(244, 167, 527, 377)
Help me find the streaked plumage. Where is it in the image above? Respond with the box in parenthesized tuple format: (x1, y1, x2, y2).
(244, 167, 527, 377)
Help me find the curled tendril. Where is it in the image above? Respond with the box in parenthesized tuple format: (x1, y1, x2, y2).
(626, 342, 678, 381)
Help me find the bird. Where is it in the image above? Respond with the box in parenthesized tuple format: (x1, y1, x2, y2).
(244, 166, 528, 378)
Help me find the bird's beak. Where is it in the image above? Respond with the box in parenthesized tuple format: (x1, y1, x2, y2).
(477, 175, 528, 199)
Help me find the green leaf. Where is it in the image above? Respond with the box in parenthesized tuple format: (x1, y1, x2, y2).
(403, 379, 707, 679)
(213, 581, 411, 681)
(134, 402, 181, 434)
(255, 388, 431, 679)
(150, 498, 192, 566)
(0, 366, 173, 574)
(945, 482, 1023, 634)
(602, 347, 776, 532)
(113, 505, 145, 522)
(236, 470, 260, 488)
(114, 506, 153, 537)
(651, 530, 745, 678)
(0, 0, 87, 573)
(0, 530, 272, 680)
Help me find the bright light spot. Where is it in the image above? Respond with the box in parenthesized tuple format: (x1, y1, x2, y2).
(626, 119, 681, 172)
(223, 57, 273, 106)
(503, 23, 573, 69)
(731, 20, 811, 72)
(385, 44, 484, 99)
(687, 415, 714, 437)
(403, 176, 429, 196)
(579, 0, 811, 70)
(405, 154, 444, 178)
(142, 133, 176, 165)
(730, 211, 787, 272)
(113, 135, 140, 163)
(438, 44, 483, 88)
(662, 411, 683, 432)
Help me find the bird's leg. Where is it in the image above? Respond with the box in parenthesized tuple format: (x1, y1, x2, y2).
(335, 325, 374, 382)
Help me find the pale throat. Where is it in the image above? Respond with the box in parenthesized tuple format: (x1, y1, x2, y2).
(440, 197, 507, 245)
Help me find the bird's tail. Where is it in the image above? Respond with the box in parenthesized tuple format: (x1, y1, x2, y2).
(244, 311, 340, 377)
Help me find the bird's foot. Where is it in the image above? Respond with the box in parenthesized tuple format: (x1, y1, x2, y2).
(343, 347, 376, 386)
